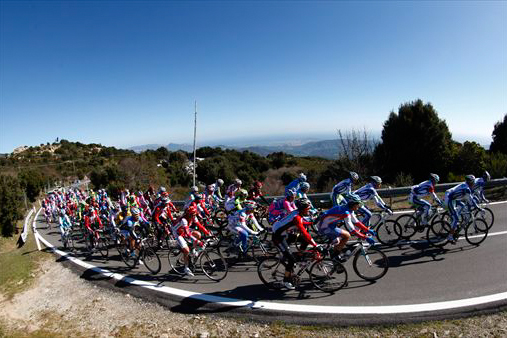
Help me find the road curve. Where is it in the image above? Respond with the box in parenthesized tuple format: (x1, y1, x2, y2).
(33, 202, 507, 325)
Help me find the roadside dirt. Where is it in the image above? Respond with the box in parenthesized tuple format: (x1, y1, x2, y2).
(1, 259, 506, 337)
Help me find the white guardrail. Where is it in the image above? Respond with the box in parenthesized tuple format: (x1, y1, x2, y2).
(18, 207, 35, 245)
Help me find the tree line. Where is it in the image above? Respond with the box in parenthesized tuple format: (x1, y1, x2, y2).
(0, 100, 505, 237)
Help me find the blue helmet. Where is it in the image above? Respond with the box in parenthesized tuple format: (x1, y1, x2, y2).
(298, 173, 307, 182)
(429, 173, 440, 183)
(300, 182, 310, 192)
(465, 175, 476, 184)
(286, 188, 297, 198)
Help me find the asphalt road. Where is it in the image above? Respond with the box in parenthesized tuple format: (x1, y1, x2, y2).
(34, 203, 507, 323)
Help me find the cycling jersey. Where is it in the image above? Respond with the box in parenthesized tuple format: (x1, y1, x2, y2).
(444, 183, 480, 229)
(272, 210, 316, 246)
(409, 180, 442, 213)
(354, 183, 388, 210)
(472, 177, 487, 203)
(330, 178, 353, 206)
(285, 178, 304, 195)
(317, 204, 369, 239)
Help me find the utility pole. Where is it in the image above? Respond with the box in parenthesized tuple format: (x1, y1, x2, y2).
(192, 101, 197, 187)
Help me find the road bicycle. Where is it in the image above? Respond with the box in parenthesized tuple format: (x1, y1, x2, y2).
(84, 228, 109, 258)
(395, 205, 445, 240)
(426, 208, 489, 248)
(371, 211, 400, 247)
(334, 239, 389, 281)
(116, 233, 162, 275)
(257, 246, 348, 293)
(168, 238, 228, 281)
(220, 230, 277, 264)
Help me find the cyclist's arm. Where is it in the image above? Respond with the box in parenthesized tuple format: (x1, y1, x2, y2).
(295, 216, 318, 247)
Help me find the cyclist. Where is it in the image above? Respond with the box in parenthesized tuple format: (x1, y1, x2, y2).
(316, 194, 376, 261)
(227, 200, 263, 255)
(353, 176, 392, 226)
(119, 208, 146, 257)
(272, 198, 321, 290)
(152, 196, 178, 225)
(285, 173, 307, 195)
(248, 181, 269, 205)
(444, 175, 483, 244)
(409, 173, 443, 225)
(472, 171, 491, 204)
(58, 208, 73, 244)
(268, 188, 297, 224)
(183, 186, 200, 209)
(225, 179, 242, 202)
(296, 182, 318, 215)
(330, 172, 360, 206)
(225, 188, 248, 212)
(207, 179, 225, 203)
(171, 206, 204, 277)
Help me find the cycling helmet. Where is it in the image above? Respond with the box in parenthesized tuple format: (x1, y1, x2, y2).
(194, 193, 203, 201)
(244, 200, 257, 211)
(217, 179, 224, 186)
(465, 175, 476, 184)
(370, 176, 382, 185)
(285, 188, 297, 198)
(350, 171, 359, 182)
(186, 206, 197, 216)
(254, 181, 263, 189)
(429, 173, 440, 183)
(159, 186, 167, 193)
(237, 189, 248, 198)
(131, 208, 140, 215)
(300, 182, 310, 192)
(190, 186, 199, 193)
(345, 193, 363, 206)
(296, 198, 312, 211)
(298, 173, 307, 181)
(234, 178, 242, 185)
(483, 171, 491, 182)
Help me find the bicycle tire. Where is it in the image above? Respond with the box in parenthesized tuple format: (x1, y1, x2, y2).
(257, 256, 285, 290)
(395, 214, 418, 239)
(199, 250, 228, 281)
(142, 247, 161, 275)
(465, 218, 489, 246)
(167, 248, 186, 275)
(426, 220, 450, 248)
(474, 208, 494, 230)
(352, 246, 389, 281)
(309, 258, 348, 293)
(97, 238, 109, 258)
(375, 220, 400, 246)
(117, 241, 137, 268)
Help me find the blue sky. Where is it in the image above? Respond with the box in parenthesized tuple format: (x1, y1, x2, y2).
(1, 1, 506, 153)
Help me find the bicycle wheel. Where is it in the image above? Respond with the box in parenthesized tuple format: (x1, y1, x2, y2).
(474, 208, 494, 230)
(309, 258, 348, 293)
(199, 250, 228, 281)
(251, 240, 279, 263)
(167, 248, 186, 275)
(117, 241, 137, 268)
(426, 220, 450, 248)
(257, 256, 285, 290)
(352, 247, 389, 281)
(465, 219, 489, 246)
(395, 214, 418, 239)
(97, 238, 109, 258)
(375, 220, 400, 246)
(142, 247, 161, 275)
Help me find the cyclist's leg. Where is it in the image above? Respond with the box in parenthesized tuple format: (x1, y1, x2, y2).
(412, 196, 431, 224)
(358, 206, 372, 226)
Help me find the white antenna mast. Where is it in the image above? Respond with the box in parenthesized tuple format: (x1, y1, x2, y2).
(192, 100, 197, 187)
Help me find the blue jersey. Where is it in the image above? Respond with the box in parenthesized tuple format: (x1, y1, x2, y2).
(354, 183, 388, 210)
(472, 178, 486, 202)
(331, 178, 353, 196)
(285, 178, 302, 195)
(411, 180, 441, 204)
(445, 183, 480, 210)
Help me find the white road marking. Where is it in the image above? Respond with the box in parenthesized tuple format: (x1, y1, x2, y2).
(32, 206, 507, 315)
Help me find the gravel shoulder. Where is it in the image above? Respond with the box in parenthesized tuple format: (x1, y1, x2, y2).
(1, 257, 507, 338)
